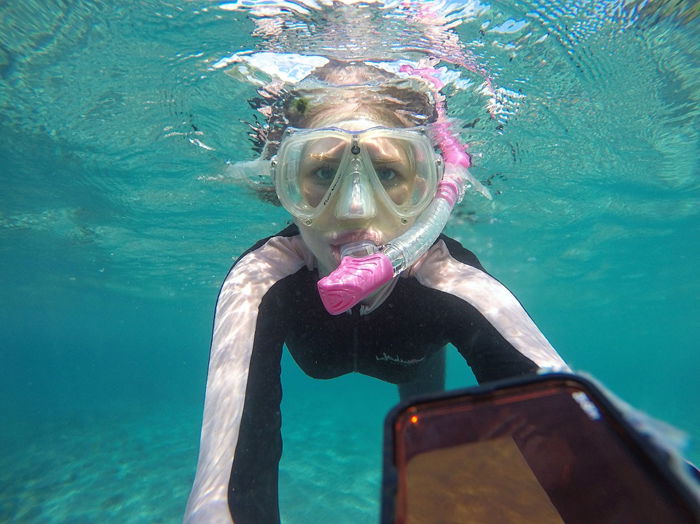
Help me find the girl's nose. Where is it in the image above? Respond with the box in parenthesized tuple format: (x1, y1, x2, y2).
(334, 171, 377, 220)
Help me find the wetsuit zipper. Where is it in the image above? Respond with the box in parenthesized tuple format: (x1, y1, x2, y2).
(351, 307, 361, 372)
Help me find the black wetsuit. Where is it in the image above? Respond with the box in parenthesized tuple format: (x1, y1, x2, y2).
(184, 225, 568, 523)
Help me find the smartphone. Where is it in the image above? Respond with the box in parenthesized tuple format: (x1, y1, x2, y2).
(381, 373, 699, 523)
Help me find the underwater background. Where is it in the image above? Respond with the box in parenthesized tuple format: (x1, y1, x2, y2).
(1, 0, 698, 521)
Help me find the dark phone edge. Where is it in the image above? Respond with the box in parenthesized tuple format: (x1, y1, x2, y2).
(379, 371, 700, 523)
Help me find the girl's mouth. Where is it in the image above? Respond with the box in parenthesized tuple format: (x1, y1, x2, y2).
(328, 231, 382, 262)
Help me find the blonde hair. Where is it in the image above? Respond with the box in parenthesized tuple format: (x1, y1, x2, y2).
(286, 61, 435, 128)
(245, 60, 438, 204)
(287, 85, 433, 129)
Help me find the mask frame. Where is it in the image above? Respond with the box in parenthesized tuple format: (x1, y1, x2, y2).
(271, 125, 443, 223)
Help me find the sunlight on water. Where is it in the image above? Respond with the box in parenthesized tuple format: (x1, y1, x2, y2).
(1, 0, 696, 298)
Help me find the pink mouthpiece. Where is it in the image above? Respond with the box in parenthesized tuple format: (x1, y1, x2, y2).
(317, 254, 394, 315)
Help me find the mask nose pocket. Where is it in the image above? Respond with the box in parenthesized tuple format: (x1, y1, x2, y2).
(334, 170, 377, 220)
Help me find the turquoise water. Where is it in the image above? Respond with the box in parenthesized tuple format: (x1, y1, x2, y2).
(1, 1, 699, 522)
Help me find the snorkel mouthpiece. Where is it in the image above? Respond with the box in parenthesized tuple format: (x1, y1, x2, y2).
(317, 248, 394, 315)
(340, 240, 380, 259)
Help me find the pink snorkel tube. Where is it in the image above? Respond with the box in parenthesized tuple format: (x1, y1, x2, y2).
(317, 66, 487, 315)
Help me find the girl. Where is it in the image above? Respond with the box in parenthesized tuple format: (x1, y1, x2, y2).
(184, 61, 568, 523)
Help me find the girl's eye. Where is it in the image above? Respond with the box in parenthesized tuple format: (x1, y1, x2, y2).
(311, 165, 336, 183)
(376, 167, 398, 182)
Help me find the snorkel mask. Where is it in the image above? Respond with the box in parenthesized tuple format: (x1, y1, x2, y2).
(273, 124, 441, 223)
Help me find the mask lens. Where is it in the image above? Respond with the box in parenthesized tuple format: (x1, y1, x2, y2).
(364, 134, 433, 213)
(274, 127, 438, 220)
(298, 137, 346, 207)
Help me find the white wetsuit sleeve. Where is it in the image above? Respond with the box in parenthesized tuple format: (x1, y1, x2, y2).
(184, 235, 308, 523)
(412, 239, 569, 374)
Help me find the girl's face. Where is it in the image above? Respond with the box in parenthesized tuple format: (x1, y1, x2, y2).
(293, 119, 421, 276)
